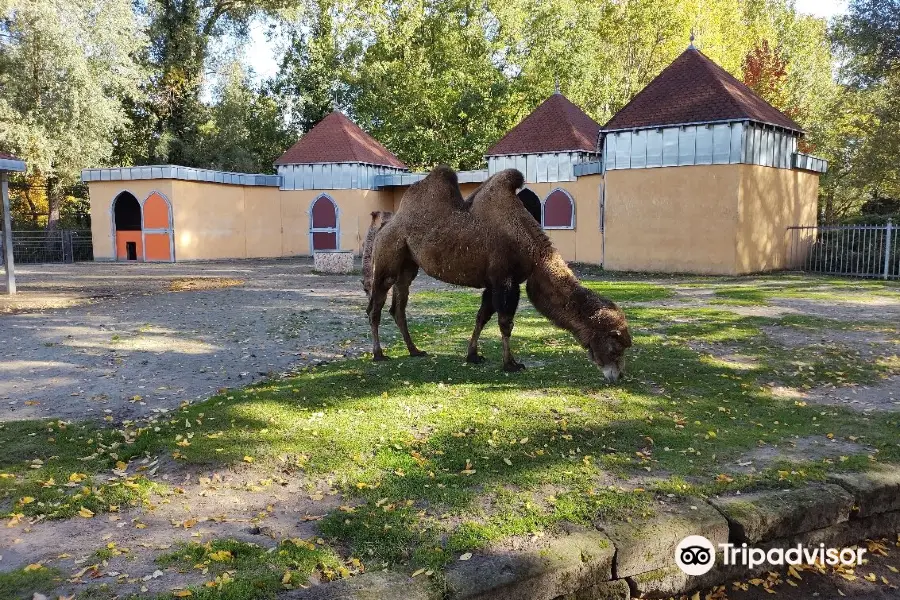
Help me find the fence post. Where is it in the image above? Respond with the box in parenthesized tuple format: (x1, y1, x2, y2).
(63, 231, 74, 263)
(885, 219, 894, 280)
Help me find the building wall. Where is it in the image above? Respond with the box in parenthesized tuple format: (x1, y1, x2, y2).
(170, 181, 248, 260)
(88, 180, 175, 261)
(280, 188, 394, 256)
(522, 177, 604, 264)
(736, 164, 819, 273)
(603, 164, 743, 274)
(88, 180, 394, 262)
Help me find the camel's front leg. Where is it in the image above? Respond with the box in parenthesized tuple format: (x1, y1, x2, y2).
(390, 262, 427, 357)
(493, 282, 524, 372)
(367, 279, 392, 361)
(467, 287, 495, 363)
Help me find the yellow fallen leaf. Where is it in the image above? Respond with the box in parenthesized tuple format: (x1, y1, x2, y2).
(411, 568, 426, 577)
(459, 553, 472, 561)
(788, 565, 802, 580)
(19, 496, 35, 505)
(243, 456, 253, 463)
(282, 571, 292, 584)
(865, 572, 877, 582)
(0, 473, 15, 479)
(503, 458, 512, 466)
(888, 565, 899, 573)
(78, 507, 95, 518)
(115, 461, 128, 470)
(69, 472, 86, 483)
(208, 550, 232, 561)
(23, 562, 43, 571)
(173, 591, 193, 598)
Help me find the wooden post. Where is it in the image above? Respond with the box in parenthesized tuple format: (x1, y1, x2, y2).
(1, 171, 15, 294)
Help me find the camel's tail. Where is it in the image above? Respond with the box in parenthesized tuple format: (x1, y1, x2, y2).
(362, 211, 393, 297)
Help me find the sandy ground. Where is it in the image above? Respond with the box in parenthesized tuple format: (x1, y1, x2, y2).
(0, 260, 451, 423)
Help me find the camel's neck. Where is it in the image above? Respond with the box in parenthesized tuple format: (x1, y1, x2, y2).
(526, 251, 586, 340)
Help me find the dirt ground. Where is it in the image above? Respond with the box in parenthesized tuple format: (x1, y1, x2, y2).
(0, 260, 449, 423)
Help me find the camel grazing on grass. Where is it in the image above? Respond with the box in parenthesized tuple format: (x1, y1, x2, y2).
(363, 165, 632, 381)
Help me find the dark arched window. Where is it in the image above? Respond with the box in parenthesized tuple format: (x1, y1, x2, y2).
(309, 195, 339, 250)
(543, 189, 574, 229)
(517, 189, 541, 223)
(114, 192, 141, 231)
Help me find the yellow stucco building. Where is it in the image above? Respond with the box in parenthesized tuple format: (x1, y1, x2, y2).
(83, 46, 826, 275)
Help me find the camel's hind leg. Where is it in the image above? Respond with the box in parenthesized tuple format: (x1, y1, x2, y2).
(466, 287, 495, 363)
(493, 281, 524, 372)
(389, 259, 426, 357)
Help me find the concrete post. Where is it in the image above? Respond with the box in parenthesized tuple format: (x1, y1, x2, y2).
(1, 172, 16, 294)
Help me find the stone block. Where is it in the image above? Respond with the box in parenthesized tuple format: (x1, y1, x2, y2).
(599, 498, 729, 578)
(314, 250, 355, 274)
(445, 527, 614, 600)
(710, 484, 853, 543)
(827, 465, 900, 517)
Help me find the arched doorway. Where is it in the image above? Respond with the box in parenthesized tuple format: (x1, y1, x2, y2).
(113, 192, 142, 261)
(309, 195, 339, 251)
(142, 192, 174, 262)
(517, 189, 541, 223)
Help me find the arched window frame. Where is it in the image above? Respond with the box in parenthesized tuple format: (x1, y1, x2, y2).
(308, 193, 341, 251)
(141, 191, 175, 262)
(541, 187, 576, 230)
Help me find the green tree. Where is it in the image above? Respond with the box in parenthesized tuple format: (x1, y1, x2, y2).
(0, 0, 144, 230)
(194, 62, 294, 172)
(348, 0, 514, 170)
(135, 0, 295, 166)
(272, 0, 341, 135)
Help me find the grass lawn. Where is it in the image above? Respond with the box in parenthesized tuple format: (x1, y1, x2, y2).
(1, 276, 899, 599)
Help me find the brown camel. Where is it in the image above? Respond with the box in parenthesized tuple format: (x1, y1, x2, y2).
(364, 165, 632, 381)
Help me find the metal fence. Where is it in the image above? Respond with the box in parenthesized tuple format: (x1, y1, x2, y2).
(0, 230, 93, 264)
(787, 220, 898, 279)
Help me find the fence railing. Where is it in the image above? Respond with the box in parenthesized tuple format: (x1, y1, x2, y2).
(787, 220, 897, 279)
(0, 230, 94, 264)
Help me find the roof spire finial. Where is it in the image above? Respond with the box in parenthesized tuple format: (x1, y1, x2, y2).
(689, 28, 696, 49)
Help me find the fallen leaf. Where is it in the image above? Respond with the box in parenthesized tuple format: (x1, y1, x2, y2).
(78, 507, 95, 518)
(459, 553, 472, 561)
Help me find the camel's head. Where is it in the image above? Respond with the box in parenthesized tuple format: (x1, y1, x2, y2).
(576, 288, 632, 382)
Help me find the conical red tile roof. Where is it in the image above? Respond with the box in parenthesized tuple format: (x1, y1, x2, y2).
(275, 112, 407, 169)
(485, 93, 601, 156)
(603, 48, 801, 133)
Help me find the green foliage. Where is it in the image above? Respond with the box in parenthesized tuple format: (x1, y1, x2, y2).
(154, 538, 348, 599)
(0, 566, 63, 600)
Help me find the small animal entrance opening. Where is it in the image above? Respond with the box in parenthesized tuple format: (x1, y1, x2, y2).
(310, 195, 339, 251)
(113, 191, 143, 262)
(517, 189, 542, 223)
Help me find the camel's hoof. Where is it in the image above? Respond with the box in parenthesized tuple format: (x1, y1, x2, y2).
(466, 354, 486, 364)
(503, 362, 526, 372)
(373, 353, 391, 362)
(409, 349, 428, 357)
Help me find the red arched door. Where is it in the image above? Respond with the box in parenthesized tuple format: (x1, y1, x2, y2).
(310, 195, 338, 251)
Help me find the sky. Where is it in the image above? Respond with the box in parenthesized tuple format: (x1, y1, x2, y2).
(242, 0, 848, 83)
